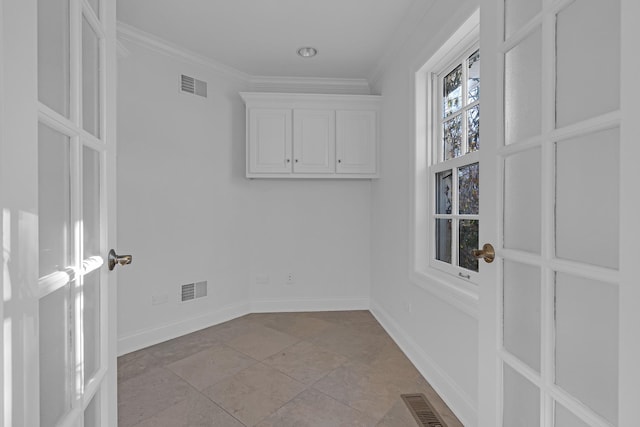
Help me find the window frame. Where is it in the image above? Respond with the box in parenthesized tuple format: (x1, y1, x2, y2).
(410, 10, 480, 317)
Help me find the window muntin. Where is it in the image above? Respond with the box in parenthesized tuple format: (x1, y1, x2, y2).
(431, 47, 480, 275)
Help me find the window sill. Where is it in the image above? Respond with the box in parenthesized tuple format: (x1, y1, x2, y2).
(409, 268, 479, 318)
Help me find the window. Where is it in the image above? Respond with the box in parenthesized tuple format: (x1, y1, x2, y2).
(411, 11, 479, 314)
(431, 47, 480, 275)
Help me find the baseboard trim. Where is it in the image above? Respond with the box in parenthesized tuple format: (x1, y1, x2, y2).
(117, 301, 251, 356)
(370, 300, 477, 427)
(250, 296, 370, 313)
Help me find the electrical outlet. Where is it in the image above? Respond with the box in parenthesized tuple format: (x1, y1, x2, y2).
(286, 272, 295, 284)
(152, 293, 168, 305)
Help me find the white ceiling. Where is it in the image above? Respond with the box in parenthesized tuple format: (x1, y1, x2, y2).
(116, 0, 420, 80)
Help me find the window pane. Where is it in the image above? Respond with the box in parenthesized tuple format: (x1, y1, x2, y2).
(458, 220, 479, 271)
(503, 363, 540, 426)
(87, 0, 100, 18)
(83, 146, 101, 258)
(458, 163, 479, 215)
(435, 170, 452, 214)
(467, 105, 480, 152)
(443, 65, 462, 117)
(38, 0, 70, 117)
(435, 219, 452, 264)
(443, 115, 462, 160)
(467, 50, 480, 104)
(82, 17, 101, 137)
(84, 271, 101, 385)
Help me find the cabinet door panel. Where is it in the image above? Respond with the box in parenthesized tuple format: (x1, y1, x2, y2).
(248, 108, 292, 174)
(293, 109, 335, 173)
(336, 110, 377, 174)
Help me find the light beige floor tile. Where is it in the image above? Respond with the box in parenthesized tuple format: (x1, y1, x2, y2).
(118, 367, 193, 427)
(167, 345, 257, 390)
(147, 327, 223, 365)
(225, 325, 299, 360)
(263, 341, 347, 385)
(203, 364, 305, 426)
(255, 313, 336, 339)
(305, 310, 378, 325)
(376, 398, 420, 427)
(309, 323, 388, 362)
(255, 388, 378, 427)
(131, 388, 244, 427)
(117, 350, 163, 382)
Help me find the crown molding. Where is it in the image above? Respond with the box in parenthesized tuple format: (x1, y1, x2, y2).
(117, 21, 372, 94)
(116, 21, 250, 83)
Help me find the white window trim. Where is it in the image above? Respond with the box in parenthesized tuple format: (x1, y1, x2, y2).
(410, 10, 480, 318)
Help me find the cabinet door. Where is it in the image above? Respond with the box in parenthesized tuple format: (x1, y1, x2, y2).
(336, 110, 377, 174)
(293, 109, 335, 173)
(248, 108, 292, 174)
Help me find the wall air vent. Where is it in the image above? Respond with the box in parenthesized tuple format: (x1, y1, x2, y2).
(181, 280, 207, 302)
(180, 74, 207, 98)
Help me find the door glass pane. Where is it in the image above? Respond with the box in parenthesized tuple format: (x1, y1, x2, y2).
(84, 270, 101, 384)
(443, 64, 462, 117)
(467, 105, 480, 152)
(436, 170, 453, 214)
(504, 0, 541, 39)
(556, 128, 619, 269)
(556, 0, 620, 128)
(458, 220, 478, 271)
(443, 115, 462, 160)
(84, 391, 101, 427)
(38, 0, 70, 117)
(87, 0, 100, 18)
(555, 402, 591, 427)
(505, 28, 542, 145)
(503, 261, 541, 372)
(40, 283, 72, 426)
(467, 50, 480, 104)
(555, 273, 618, 425)
(458, 163, 479, 214)
(435, 219, 452, 263)
(39, 123, 71, 277)
(503, 363, 540, 426)
(504, 148, 541, 254)
(83, 146, 101, 258)
(83, 17, 101, 137)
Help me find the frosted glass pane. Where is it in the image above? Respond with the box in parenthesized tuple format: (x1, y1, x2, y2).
(556, 0, 620, 128)
(435, 219, 452, 264)
(556, 273, 618, 425)
(87, 0, 100, 18)
(83, 147, 101, 258)
(38, 0, 70, 117)
(83, 17, 101, 137)
(84, 271, 101, 385)
(38, 123, 71, 277)
(40, 283, 72, 426)
(504, 148, 541, 254)
(503, 364, 540, 427)
(503, 261, 541, 372)
(555, 402, 590, 427)
(84, 391, 100, 427)
(505, 29, 542, 145)
(556, 128, 619, 269)
(504, 0, 541, 39)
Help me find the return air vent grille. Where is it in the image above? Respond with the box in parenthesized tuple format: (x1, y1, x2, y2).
(181, 281, 208, 302)
(180, 74, 207, 97)
(401, 394, 447, 427)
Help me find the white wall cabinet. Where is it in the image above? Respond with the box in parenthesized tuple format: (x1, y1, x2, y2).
(241, 92, 380, 178)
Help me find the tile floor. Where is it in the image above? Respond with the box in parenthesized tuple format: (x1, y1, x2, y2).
(118, 310, 463, 427)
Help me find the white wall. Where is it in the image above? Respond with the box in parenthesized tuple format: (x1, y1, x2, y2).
(369, 1, 480, 425)
(116, 40, 372, 353)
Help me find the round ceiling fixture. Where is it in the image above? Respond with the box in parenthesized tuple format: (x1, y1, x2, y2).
(297, 47, 318, 58)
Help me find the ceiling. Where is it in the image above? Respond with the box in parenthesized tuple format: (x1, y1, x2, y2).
(116, 0, 420, 80)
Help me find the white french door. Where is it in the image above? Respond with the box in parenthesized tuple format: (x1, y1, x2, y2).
(1, 0, 118, 426)
(478, 0, 640, 426)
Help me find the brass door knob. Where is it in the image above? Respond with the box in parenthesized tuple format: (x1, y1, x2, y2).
(108, 249, 132, 271)
(472, 243, 495, 264)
